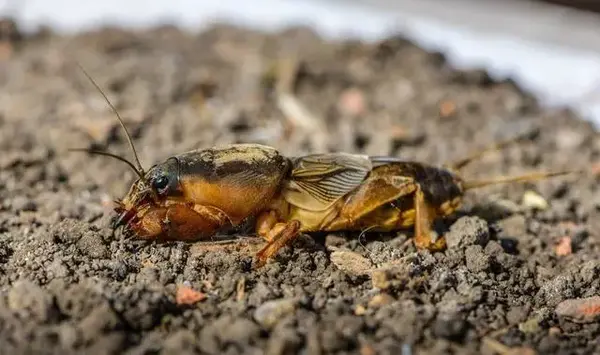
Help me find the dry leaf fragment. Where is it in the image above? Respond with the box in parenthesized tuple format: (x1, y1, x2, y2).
(176, 285, 207, 305)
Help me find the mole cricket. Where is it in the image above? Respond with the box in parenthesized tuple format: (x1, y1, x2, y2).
(72, 66, 580, 267)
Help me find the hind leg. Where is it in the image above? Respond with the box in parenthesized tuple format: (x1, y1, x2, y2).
(413, 185, 446, 250)
(323, 174, 445, 251)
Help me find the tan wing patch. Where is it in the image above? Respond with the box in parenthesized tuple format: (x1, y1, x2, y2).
(283, 153, 373, 211)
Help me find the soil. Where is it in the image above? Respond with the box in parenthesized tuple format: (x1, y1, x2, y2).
(1, 19, 599, 355)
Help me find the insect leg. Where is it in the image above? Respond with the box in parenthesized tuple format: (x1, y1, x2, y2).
(255, 210, 279, 242)
(159, 203, 231, 241)
(135, 207, 168, 238)
(413, 185, 446, 251)
(254, 220, 302, 267)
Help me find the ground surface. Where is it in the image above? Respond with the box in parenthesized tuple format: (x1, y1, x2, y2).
(0, 21, 599, 355)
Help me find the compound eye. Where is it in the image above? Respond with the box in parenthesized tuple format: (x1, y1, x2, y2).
(152, 175, 169, 191)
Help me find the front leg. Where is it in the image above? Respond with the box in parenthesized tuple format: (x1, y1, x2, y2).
(161, 203, 231, 241)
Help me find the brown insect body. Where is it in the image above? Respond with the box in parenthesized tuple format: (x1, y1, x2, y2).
(73, 66, 579, 268)
(110, 143, 577, 267)
(115, 147, 465, 251)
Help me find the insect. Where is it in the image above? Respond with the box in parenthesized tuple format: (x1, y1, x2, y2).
(72, 66, 580, 268)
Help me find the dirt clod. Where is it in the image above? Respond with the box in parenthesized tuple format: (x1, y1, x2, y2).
(465, 245, 491, 273)
(433, 314, 468, 341)
(446, 216, 490, 249)
(330, 249, 373, 276)
(254, 298, 299, 329)
(7, 280, 55, 322)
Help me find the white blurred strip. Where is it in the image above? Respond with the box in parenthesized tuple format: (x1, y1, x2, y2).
(2, 0, 600, 128)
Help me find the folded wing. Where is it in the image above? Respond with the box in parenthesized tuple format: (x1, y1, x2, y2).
(283, 153, 373, 211)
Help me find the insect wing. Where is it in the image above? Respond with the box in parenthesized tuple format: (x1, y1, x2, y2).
(283, 153, 372, 211)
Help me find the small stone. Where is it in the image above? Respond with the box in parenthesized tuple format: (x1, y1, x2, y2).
(330, 250, 373, 276)
(47, 259, 70, 279)
(354, 304, 367, 316)
(368, 293, 394, 308)
(521, 190, 549, 210)
(554, 237, 572, 256)
(518, 317, 540, 333)
(438, 99, 457, 118)
(506, 306, 528, 324)
(337, 87, 366, 117)
(254, 298, 298, 329)
(446, 216, 489, 249)
(371, 269, 390, 290)
(548, 327, 561, 336)
(555, 296, 600, 323)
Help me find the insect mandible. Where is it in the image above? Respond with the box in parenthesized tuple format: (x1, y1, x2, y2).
(71, 66, 581, 268)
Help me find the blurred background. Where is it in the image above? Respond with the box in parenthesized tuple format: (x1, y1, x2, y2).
(2, 0, 600, 129)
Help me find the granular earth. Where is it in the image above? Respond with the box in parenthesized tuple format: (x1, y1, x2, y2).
(0, 20, 599, 355)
